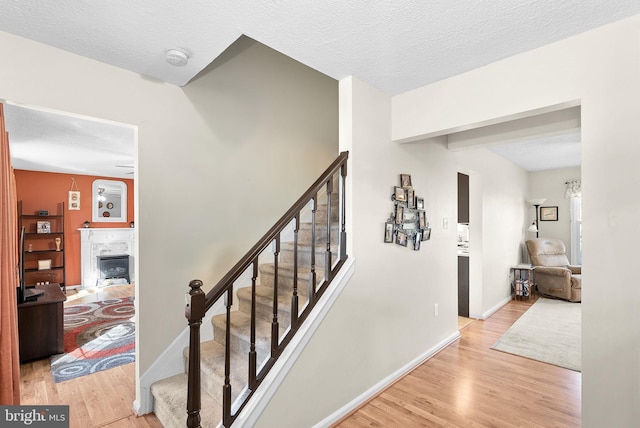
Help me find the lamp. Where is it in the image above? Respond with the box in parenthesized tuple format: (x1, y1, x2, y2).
(527, 198, 547, 238)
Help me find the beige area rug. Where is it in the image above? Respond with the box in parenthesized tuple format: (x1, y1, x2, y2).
(491, 298, 581, 371)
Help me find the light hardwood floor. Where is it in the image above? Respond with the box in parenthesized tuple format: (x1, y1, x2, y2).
(334, 297, 581, 427)
(19, 284, 162, 428)
(21, 289, 580, 427)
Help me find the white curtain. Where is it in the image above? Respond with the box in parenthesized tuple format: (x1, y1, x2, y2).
(566, 179, 582, 265)
(564, 179, 581, 198)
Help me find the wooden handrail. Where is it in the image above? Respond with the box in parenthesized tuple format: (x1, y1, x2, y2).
(202, 151, 349, 312)
(185, 151, 349, 427)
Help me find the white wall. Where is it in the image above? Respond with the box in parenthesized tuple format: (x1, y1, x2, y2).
(528, 166, 581, 260)
(256, 77, 460, 427)
(0, 33, 338, 405)
(455, 149, 528, 318)
(392, 15, 640, 427)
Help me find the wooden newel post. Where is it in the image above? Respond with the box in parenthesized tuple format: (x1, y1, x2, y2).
(186, 280, 206, 428)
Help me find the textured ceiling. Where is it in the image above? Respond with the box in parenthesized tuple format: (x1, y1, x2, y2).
(1, 1, 638, 95)
(2, 1, 637, 176)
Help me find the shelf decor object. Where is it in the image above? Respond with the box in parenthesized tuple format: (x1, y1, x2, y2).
(384, 174, 431, 251)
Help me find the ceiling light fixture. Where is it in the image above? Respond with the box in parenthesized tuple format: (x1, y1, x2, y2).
(165, 49, 189, 67)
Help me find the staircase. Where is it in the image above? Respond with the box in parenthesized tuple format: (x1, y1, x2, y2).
(151, 153, 348, 427)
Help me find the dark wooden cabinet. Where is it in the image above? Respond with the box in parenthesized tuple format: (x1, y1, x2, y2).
(19, 201, 66, 291)
(17, 283, 67, 363)
(458, 256, 469, 317)
(457, 173, 469, 224)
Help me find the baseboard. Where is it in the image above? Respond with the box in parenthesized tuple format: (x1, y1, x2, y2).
(232, 257, 356, 428)
(471, 295, 512, 320)
(313, 329, 461, 428)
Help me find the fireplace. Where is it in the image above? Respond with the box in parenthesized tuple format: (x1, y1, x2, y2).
(79, 228, 134, 288)
(96, 255, 130, 287)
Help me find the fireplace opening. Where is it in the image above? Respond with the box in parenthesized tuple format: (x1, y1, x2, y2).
(97, 255, 130, 287)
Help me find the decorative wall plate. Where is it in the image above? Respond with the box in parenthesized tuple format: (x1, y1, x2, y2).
(106, 202, 114, 209)
(102, 211, 110, 217)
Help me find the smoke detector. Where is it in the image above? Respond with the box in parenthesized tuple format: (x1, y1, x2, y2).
(165, 49, 189, 67)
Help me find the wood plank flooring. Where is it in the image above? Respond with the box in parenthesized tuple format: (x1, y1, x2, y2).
(19, 284, 162, 428)
(21, 287, 580, 427)
(334, 298, 581, 427)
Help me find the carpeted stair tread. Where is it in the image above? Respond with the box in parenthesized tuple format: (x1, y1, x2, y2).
(211, 310, 275, 361)
(236, 284, 309, 325)
(258, 263, 326, 296)
(279, 241, 339, 265)
(151, 373, 221, 428)
(182, 340, 249, 402)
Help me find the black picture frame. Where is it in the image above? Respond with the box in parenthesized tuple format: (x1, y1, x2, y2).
(384, 221, 394, 243)
(396, 231, 408, 247)
(421, 228, 431, 241)
(407, 189, 415, 208)
(416, 197, 424, 210)
(413, 233, 421, 250)
(394, 186, 407, 202)
(395, 205, 404, 224)
(400, 174, 412, 188)
(540, 206, 558, 221)
(418, 210, 426, 229)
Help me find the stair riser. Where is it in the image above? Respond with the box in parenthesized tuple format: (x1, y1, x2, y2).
(297, 224, 340, 247)
(280, 245, 337, 266)
(237, 290, 309, 326)
(258, 269, 319, 293)
(212, 318, 277, 359)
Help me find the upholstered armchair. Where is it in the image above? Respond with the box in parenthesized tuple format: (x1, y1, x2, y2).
(525, 238, 581, 302)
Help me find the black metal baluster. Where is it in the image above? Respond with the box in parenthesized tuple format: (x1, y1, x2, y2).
(291, 214, 300, 328)
(222, 287, 233, 427)
(325, 177, 333, 282)
(248, 259, 258, 390)
(309, 196, 317, 304)
(186, 280, 205, 428)
(340, 161, 348, 262)
(271, 236, 280, 356)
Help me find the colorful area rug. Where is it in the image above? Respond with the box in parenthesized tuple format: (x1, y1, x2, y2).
(50, 297, 135, 383)
(491, 297, 581, 371)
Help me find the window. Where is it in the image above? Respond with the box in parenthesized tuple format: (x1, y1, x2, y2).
(569, 196, 582, 264)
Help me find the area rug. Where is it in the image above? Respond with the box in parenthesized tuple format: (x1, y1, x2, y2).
(491, 297, 581, 371)
(50, 297, 135, 383)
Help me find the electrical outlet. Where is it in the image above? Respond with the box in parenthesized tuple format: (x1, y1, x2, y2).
(434, 303, 439, 317)
(443, 218, 448, 229)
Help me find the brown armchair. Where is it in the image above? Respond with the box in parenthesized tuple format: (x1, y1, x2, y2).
(525, 238, 581, 302)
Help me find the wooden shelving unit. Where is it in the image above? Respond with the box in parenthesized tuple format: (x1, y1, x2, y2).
(19, 201, 66, 292)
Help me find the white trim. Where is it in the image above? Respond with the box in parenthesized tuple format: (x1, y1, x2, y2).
(233, 258, 356, 427)
(470, 295, 512, 320)
(313, 328, 461, 428)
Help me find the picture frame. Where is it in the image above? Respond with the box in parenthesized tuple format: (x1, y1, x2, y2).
(384, 221, 394, 243)
(396, 231, 408, 247)
(421, 228, 432, 241)
(418, 210, 426, 229)
(38, 259, 52, 270)
(68, 190, 80, 210)
(395, 205, 404, 224)
(400, 174, 412, 188)
(407, 189, 415, 208)
(394, 186, 406, 202)
(37, 221, 51, 234)
(416, 197, 424, 210)
(540, 206, 558, 221)
(413, 233, 421, 251)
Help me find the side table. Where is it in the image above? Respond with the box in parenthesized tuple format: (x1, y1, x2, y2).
(511, 264, 535, 301)
(17, 283, 67, 362)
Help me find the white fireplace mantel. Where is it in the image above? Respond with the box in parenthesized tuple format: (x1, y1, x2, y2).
(79, 228, 135, 288)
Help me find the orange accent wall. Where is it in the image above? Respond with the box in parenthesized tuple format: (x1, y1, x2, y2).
(15, 170, 134, 287)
